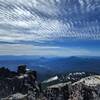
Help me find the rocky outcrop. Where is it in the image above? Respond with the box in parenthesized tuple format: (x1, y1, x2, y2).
(1, 93, 27, 100)
(0, 65, 40, 99)
(43, 75, 100, 100)
(0, 66, 100, 100)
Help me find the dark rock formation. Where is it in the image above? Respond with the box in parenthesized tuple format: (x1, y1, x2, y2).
(0, 65, 40, 99)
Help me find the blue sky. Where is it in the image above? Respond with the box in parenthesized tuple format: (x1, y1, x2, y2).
(0, 0, 100, 57)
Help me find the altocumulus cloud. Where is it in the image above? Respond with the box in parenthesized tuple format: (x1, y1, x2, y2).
(0, 0, 100, 56)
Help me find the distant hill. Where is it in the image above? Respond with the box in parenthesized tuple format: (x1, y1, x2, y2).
(0, 56, 100, 80)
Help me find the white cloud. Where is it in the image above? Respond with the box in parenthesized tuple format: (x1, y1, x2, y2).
(0, 0, 99, 44)
(0, 0, 99, 56)
(0, 44, 100, 56)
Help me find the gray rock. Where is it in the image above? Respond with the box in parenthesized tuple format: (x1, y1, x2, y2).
(1, 93, 27, 100)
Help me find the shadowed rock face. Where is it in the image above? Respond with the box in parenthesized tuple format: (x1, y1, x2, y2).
(0, 66, 40, 99)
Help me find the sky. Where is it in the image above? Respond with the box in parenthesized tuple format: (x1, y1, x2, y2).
(0, 0, 100, 57)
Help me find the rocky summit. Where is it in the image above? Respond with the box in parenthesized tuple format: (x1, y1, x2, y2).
(0, 65, 100, 100)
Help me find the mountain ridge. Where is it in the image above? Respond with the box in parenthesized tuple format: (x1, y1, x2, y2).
(0, 56, 100, 80)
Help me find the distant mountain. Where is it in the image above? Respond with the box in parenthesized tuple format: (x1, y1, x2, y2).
(0, 56, 100, 80)
(43, 56, 100, 73)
